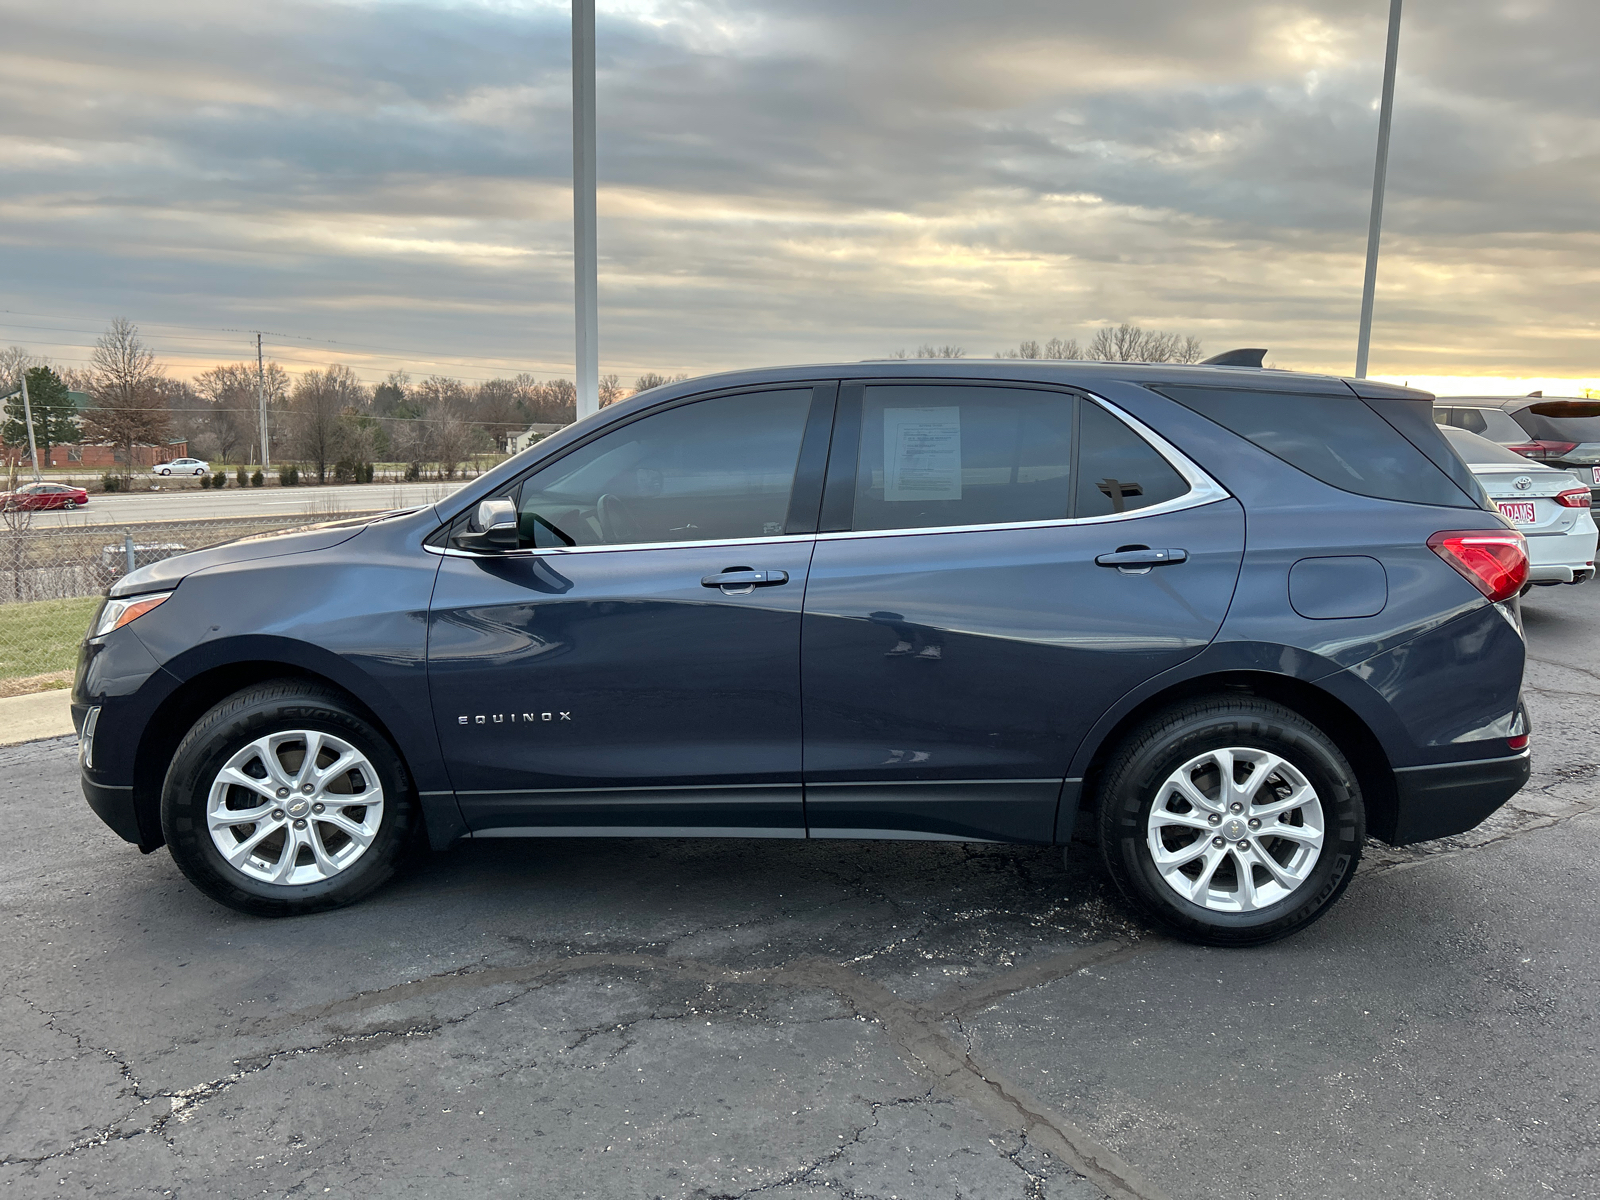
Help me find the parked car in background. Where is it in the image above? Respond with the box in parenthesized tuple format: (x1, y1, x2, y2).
(0, 481, 89, 510)
(151, 457, 210, 477)
(1436, 397, 1600, 499)
(1439, 425, 1595, 587)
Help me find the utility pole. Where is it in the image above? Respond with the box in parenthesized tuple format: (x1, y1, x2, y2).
(19, 371, 41, 482)
(572, 0, 599, 420)
(256, 332, 270, 469)
(1355, 0, 1403, 379)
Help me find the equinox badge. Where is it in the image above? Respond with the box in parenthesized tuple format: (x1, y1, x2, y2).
(458, 711, 573, 725)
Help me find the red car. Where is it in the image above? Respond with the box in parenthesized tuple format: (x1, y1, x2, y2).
(0, 482, 90, 511)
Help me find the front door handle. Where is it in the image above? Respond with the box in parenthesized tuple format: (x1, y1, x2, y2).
(701, 568, 790, 592)
(1094, 547, 1188, 568)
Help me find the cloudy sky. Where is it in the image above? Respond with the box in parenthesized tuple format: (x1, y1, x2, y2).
(1, 0, 1596, 392)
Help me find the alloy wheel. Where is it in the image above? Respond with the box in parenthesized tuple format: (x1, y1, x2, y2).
(206, 730, 385, 886)
(1146, 747, 1324, 912)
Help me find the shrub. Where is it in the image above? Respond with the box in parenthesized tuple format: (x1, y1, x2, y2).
(251, 470, 264, 488)
(236, 467, 247, 488)
(278, 464, 300, 487)
(404, 462, 420, 482)
(101, 473, 121, 493)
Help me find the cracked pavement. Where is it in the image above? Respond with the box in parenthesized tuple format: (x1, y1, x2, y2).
(3, 584, 1599, 1199)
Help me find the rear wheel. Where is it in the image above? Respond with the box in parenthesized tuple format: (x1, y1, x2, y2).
(1096, 697, 1364, 946)
(162, 682, 417, 916)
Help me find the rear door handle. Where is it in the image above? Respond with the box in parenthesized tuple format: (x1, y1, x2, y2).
(701, 568, 790, 590)
(1094, 547, 1188, 567)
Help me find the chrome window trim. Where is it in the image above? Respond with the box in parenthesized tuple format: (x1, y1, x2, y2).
(822, 391, 1230, 542)
(425, 532, 818, 559)
(425, 390, 1230, 556)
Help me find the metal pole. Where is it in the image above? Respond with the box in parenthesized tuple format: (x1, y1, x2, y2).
(1355, 0, 1403, 379)
(256, 333, 270, 470)
(19, 371, 41, 482)
(572, 0, 599, 420)
(124, 532, 136, 576)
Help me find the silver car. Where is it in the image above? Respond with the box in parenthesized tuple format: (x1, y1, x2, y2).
(150, 457, 210, 477)
(1442, 425, 1596, 586)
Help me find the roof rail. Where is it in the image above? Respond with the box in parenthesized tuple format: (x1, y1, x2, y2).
(1199, 348, 1268, 368)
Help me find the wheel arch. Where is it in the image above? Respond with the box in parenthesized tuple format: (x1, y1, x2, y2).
(129, 661, 418, 852)
(1068, 670, 1398, 845)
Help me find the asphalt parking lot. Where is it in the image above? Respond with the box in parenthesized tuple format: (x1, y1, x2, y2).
(4, 585, 1599, 1200)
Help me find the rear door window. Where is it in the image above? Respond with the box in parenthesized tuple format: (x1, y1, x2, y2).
(850, 385, 1075, 531)
(1156, 386, 1474, 508)
(846, 384, 1192, 532)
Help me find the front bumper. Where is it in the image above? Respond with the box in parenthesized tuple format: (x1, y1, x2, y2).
(1386, 749, 1530, 845)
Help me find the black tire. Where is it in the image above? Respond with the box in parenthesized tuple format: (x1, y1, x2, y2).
(1096, 697, 1364, 947)
(161, 681, 417, 916)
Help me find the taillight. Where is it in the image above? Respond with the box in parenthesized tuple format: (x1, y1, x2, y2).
(1555, 487, 1592, 508)
(1427, 530, 1529, 603)
(1533, 440, 1578, 459)
(1505, 442, 1546, 458)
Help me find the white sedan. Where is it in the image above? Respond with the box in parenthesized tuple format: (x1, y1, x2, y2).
(1443, 426, 1596, 586)
(150, 457, 211, 477)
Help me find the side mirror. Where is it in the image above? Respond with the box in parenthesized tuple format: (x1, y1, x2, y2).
(452, 498, 520, 553)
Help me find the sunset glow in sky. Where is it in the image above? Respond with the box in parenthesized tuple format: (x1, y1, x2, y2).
(1, 0, 1596, 393)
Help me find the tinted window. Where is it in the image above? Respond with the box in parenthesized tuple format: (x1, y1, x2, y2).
(1454, 408, 1489, 434)
(514, 390, 811, 547)
(1075, 401, 1189, 517)
(1157, 386, 1472, 508)
(851, 385, 1074, 531)
(1512, 401, 1600, 443)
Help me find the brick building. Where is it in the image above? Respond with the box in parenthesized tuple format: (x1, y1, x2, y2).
(45, 440, 189, 468)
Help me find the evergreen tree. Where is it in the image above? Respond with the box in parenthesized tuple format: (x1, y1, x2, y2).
(2, 366, 80, 465)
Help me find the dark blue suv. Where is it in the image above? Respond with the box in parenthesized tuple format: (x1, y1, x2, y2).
(74, 359, 1532, 944)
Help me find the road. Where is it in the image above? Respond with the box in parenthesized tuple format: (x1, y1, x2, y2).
(29, 481, 465, 526)
(2, 584, 1597, 1199)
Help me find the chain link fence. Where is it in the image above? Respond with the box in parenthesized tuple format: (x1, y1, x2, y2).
(0, 511, 387, 695)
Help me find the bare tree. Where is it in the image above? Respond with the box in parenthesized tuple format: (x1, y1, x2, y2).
(80, 319, 169, 478)
(289, 365, 367, 483)
(1087, 324, 1203, 364)
(632, 372, 688, 395)
(998, 337, 1083, 360)
(917, 344, 965, 358)
(413, 376, 470, 417)
(531, 378, 578, 424)
(471, 379, 529, 451)
(196, 362, 290, 465)
(0, 346, 41, 389)
(598, 374, 624, 408)
(429, 410, 473, 480)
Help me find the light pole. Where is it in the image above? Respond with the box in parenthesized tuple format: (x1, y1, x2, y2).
(573, 0, 599, 420)
(1354, 0, 1403, 379)
(1, 375, 43, 482)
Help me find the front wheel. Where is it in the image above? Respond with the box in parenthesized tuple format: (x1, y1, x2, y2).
(162, 681, 417, 916)
(1096, 697, 1364, 946)
(160, 468, 170, 476)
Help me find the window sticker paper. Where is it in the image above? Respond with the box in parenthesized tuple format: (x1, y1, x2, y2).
(884, 407, 962, 501)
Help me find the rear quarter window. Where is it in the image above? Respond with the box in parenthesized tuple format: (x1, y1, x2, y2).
(1154, 385, 1477, 508)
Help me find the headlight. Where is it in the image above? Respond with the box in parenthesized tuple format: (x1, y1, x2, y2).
(92, 591, 171, 637)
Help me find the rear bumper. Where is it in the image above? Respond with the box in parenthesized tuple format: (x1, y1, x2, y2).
(1385, 750, 1530, 846)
